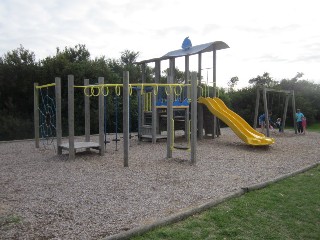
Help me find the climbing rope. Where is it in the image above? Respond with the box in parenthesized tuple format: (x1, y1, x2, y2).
(38, 85, 56, 150)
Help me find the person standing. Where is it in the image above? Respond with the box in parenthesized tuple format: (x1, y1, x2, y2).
(296, 109, 304, 134)
(302, 116, 307, 134)
(259, 112, 272, 133)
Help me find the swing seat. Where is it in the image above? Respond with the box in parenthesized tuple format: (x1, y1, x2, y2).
(173, 145, 190, 150)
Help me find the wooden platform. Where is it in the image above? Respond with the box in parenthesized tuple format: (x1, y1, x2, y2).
(59, 141, 100, 151)
(140, 134, 167, 142)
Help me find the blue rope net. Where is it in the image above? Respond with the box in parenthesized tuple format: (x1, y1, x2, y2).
(38, 87, 56, 150)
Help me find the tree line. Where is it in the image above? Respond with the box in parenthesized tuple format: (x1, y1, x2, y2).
(0, 44, 319, 141)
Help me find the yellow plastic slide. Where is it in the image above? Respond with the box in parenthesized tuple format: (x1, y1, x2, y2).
(198, 97, 274, 146)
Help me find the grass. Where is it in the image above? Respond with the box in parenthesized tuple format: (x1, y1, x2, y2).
(308, 123, 320, 132)
(132, 165, 320, 240)
(0, 214, 22, 230)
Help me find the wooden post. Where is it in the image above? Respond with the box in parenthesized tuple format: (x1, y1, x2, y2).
(98, 77, 105, 155)
(191, 72, 197, 165)
(262, 86, 270, 137)
(282, 94, 289, 132)
(184, 55, 190, 140)
(141, 63, 146, 126)
(123, 71, 129, 167)
(34, 83, 39, 148)
(155, 60, 161, 135)
(68, 75, 75, 160)
(197, 53, 203, 139)
(55, 78, 62, 154)
(152, 62, 158, 144)
(152, 93, 157, 143)
(137, 89, 142, 142)
(291, 90, 297, 134)
(253, 87, 260, 129)
(197, 103, 203, 139)
(84, 79, 90, 143)
(167, 74, 173, 158)
(170, 58, 175, 81)
(198, 53, 202, 87)
(185, 55, 190, 99)
(212, 50, 217, 138)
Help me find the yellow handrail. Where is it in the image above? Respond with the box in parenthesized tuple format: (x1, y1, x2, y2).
(91, 86, 101, 97)
(165, 86, 171, 96)
(36, 83, 56, 89)
(153, 86, 158, 96)
(144, 92, 152, 111)
(115, 85, 121, 96)
(174, 85, 182, 97)
(102, 86, 109, 96)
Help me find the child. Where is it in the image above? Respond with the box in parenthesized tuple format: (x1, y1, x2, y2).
(302, 116, 307, 134)
(275, 118, 282, 132)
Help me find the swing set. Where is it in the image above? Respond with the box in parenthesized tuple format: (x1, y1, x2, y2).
(253, 85, 297, 137)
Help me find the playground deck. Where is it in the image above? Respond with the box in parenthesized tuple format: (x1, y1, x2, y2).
(59, 141, 100, 151)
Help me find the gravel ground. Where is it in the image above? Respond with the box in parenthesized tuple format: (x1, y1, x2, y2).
(1, 128, 319, 239)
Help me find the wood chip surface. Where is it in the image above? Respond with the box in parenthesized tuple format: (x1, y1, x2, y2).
(1, 128, 319, 239)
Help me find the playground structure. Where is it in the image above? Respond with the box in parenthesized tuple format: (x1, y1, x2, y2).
(34, 40, 279, 165)
(135, 41, 230, 143)
(34, 72, 198, 165)
(253, 85, 297, 137)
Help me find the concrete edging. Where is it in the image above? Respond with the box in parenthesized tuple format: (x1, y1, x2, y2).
(103, 189, 245, 240)
(103, 162, 319, 240)
(242, 162, 320, 192)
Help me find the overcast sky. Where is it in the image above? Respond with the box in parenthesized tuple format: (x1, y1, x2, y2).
(1, 0, 319, 88)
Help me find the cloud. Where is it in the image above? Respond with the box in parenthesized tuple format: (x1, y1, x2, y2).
(0, 0, 319, 87)
(293, 54, 320, 63)
(202, 24, 221, 35)
(257, 54, 288, 63)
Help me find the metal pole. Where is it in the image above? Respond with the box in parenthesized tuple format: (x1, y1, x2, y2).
(104, 92, 109, 147)
(114, 95, 119, 151)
